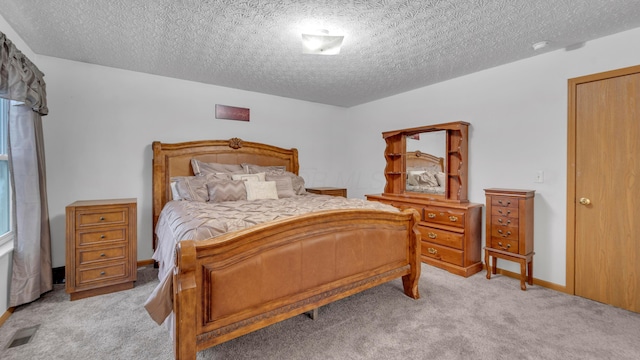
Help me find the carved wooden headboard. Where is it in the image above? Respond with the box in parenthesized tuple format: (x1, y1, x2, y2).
(151, 137, 299, 249)
(405, 150, 444, 171)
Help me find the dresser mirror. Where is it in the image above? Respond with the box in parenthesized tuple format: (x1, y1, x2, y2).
(405, 131, 446, 196)
(381, 121, 469, 202)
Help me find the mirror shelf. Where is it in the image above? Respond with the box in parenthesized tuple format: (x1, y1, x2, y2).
(381, 121, 469, 203)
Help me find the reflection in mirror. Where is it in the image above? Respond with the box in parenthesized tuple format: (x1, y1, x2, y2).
(405, 131, 446, 195)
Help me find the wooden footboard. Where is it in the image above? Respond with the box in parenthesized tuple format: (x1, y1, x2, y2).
(173, 208, 421, 360)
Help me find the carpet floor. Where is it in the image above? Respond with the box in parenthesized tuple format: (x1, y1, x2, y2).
(1, 264, 639, 360)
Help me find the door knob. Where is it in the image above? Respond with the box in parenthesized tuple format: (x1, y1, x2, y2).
(579, 197, 591, 205)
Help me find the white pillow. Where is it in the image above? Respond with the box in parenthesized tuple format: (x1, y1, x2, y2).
(244, 181, 279, 200)
(231, 172, 266, 182)
(170, 181, 181, 200)
(435, 172, 446, 187)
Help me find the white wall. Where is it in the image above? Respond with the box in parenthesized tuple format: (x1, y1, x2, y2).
(345, 27, 640, 286)
(37, 56, 349, 267)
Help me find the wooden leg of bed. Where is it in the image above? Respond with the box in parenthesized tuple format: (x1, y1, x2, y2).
(402, 273, 420, 299)
(307, 308, 319, 320)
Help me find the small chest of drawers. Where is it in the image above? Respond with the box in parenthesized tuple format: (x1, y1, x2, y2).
(65, 198, 137, 300)
(484, 189, 535, 290)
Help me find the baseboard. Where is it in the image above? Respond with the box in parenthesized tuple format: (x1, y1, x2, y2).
(0, 307, 14, 327)
(137, 259, 155, 267)
(481, 264, 568, 293)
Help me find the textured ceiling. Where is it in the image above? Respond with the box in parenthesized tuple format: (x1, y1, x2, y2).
(2, 1, 640, 107)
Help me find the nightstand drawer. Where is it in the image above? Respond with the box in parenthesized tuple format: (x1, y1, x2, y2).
(77, 263, 128, 286)
(78, 245, 127, 265)
(422, 241, 464, 266)
(76, 208, 129, 228)
(423, 206, 466, 228)
(418, 226, 463, 250)
(77, 228, 127, 246)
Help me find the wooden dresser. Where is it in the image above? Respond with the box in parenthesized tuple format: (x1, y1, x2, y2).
(484, 189, 535, 290)
(366, 194, 483, 277)
(305, 187, 347, 197)
(367, 121, 484, 277)
(65, 198, 137, 300)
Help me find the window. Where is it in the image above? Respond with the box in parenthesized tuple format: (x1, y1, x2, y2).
(0, 98, 11, 240)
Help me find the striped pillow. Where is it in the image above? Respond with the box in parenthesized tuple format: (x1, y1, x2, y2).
(206, 180, 247, 203)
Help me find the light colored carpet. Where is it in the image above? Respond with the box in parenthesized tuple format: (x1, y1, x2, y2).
(1, 264, 639, 360)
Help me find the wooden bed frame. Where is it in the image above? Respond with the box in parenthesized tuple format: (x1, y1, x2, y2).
(152, 138, 421, 359)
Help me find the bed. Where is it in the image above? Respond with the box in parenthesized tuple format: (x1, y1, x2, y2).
(405, 150, 445, 194)
(145, 138, 422, 359)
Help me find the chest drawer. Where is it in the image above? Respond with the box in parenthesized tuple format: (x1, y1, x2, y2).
(422, 241, 464, 267)
(418, 226, 463, 250)
(491, 205, 519, 219)
(77, 263, 128, 286)
(76, 208, 129, 228)
(423, 206, 466, 228)
(490, 221, 519, 240)
(78, 245, 127, 265)
(489, 237, 519, 254)
(77, 228, 127, 246)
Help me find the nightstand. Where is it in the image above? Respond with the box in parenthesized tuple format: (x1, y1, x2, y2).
(305, 187, 347, 198)
(484, 189, 535, 290)
(65, 198, 137, 300)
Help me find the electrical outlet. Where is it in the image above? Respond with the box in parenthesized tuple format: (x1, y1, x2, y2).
(535, 170, 544, 183)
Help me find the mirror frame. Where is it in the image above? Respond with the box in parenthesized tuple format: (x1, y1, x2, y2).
(381, 121, 469, 203)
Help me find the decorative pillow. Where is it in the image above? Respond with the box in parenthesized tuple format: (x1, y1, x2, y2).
(191, 159, 244, 176)
(287, 172, 307, 195)
(435, 172, 446, 187)
(243, 163, 286, 174)
(172, 174, 230, 202)
(206, 180, 247, 203)
(244, 181, 279, 200)
(231, 172, 266, 182)
(407, 170, 438, 187)
(170, 181, 181, 200)
(266, 174, 296, 198)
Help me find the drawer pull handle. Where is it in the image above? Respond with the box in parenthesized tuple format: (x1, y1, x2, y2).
(449, 216, 458, 222)
(497, 230, 512, 237)
(428, 232, 437, 239)
(498, 200, 511, 206)
(497, 242, 511, 251)
(100, 234, 105, 239)
(427, 248, 438, 255)
(99, 216, 105, 221)
(497, 209, 511, 215)
(427, 213, 436, 219)
(100, 271, 106, 276)
(100, 253, 106, 257)
(497, 218, 511, 225)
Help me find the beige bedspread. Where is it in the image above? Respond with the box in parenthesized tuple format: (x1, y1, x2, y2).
(145, 193, 398, 325)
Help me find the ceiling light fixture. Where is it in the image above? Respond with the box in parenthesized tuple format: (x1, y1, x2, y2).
(301, 29, 344, 55)
(532, 40, 549, 51)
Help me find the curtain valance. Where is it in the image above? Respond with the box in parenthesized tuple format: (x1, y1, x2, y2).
(0, 31, 48, 115)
